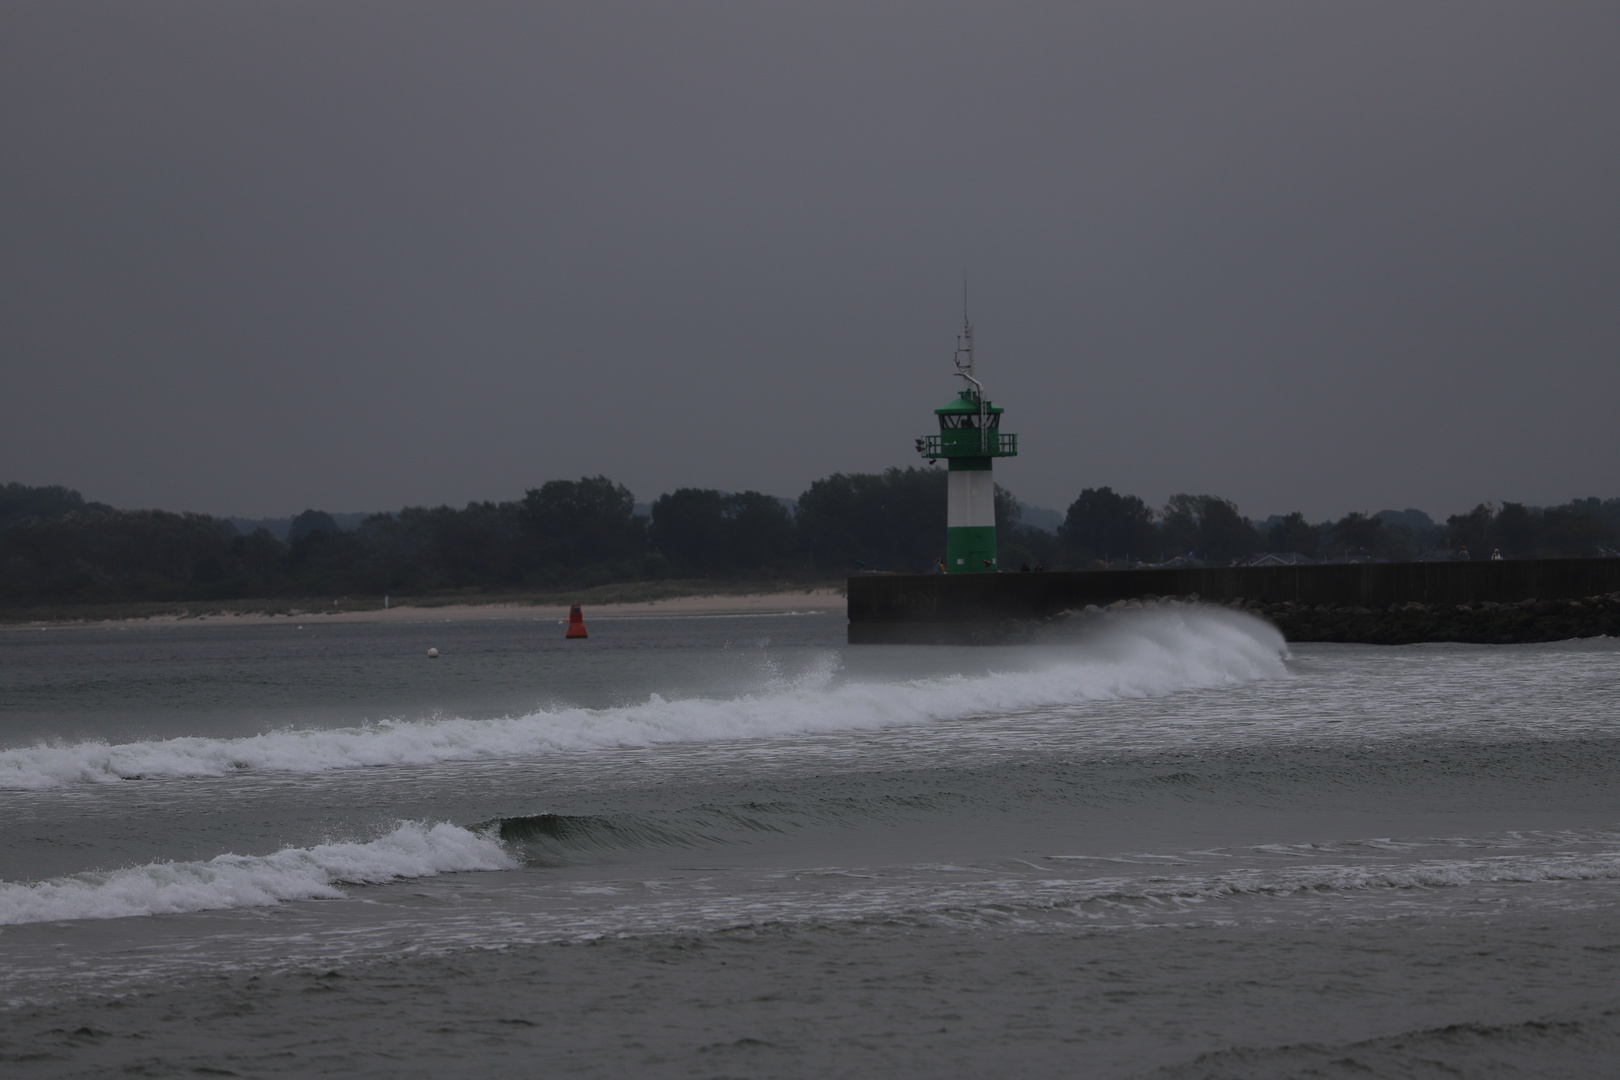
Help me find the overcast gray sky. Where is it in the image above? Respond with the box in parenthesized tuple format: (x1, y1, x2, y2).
(3, 2, 1616, 523)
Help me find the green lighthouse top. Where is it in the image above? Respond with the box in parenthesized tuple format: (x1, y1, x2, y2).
(915, 305, 1018, 462)
(935, 390, 1005, 418)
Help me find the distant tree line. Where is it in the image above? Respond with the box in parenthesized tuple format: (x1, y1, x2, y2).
(0, 471, 1012, 604)
(2, 478, 1617, 606)
(1057, 487, 1620, 566)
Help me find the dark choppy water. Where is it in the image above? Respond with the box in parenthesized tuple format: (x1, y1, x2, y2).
(1, 607, 1617, 1077)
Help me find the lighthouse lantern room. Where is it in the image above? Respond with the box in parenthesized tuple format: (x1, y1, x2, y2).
(914, 309, 1018, 573)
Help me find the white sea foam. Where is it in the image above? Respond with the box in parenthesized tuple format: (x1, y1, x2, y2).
(0, 821, 515, 926)
(0, 607, 1287, 790)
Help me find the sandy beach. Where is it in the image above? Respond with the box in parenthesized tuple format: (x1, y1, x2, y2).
(4, 589, 846, 629)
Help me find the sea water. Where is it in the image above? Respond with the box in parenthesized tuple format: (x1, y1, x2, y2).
(1, 607, 1617, 1077)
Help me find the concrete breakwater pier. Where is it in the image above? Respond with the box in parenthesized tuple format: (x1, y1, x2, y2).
(847, 558, 1620, 644)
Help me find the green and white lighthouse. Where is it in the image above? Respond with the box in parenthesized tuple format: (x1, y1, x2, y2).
(915, 310, 1018, 572)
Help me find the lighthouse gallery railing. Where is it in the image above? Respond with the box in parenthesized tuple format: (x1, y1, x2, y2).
(918, 432, 1018, 459)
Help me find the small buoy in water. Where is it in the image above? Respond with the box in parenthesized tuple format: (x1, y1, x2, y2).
(427, 647, 439, 658)
(565, 604, 588, 639)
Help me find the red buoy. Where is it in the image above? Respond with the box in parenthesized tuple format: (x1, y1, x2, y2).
(565, 604, 588, 639)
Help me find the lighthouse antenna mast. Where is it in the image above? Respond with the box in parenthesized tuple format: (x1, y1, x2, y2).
(953, 281, 989, 451)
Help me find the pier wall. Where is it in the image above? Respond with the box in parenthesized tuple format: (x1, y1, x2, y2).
(847, 558, 1620, 644)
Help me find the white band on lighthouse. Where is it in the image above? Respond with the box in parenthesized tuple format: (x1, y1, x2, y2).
(946, 470, 996, 528)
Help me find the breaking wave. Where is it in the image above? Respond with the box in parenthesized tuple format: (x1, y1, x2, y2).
(0, 607, 1287, 790)
(3, 822, 1613, 929)
(478, 809, 792, 865)
(0, 821, 514, 926)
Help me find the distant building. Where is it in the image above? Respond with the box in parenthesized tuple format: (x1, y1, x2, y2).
(1240, 552, 1316, 567)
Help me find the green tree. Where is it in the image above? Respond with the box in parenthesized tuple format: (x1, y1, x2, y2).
(1330, 512, 1383, 558)
(1493, 502, 1535, 557)
(1000, 522, 1063, 570)
(287, 509, 339, 542)
(1372, 523, 1419, 562)
(0, 508, 254, 601)
(719, 491, 797, 571)
(1059, 487, 1158, 564)
(649, 489, 798, 574)
(649, 488, 728, 573)
(404, 502, 523, 589)
(1446, 504, 1494, 557)
(796, 467, 946, 572)
(1162, 494, 1258, 565)
(520, 476, 644, 571)
(1266, 512, 1319, 558)
(1539, 500, 1612, 556)
(0, 483, 103, 531)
